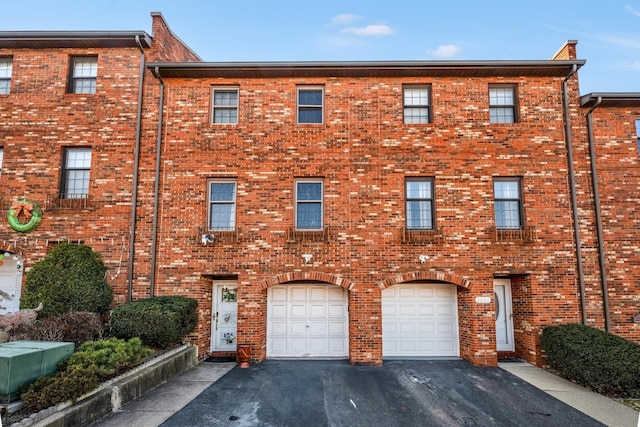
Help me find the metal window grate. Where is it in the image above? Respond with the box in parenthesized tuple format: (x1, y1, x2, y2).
(401, 227, 445, 243)
(46, 193, 90, 210)
(287, 226, 330, 243)
(489, 225, 536, 243)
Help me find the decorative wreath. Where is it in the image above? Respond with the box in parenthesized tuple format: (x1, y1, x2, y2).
(8, 199, 43, 233)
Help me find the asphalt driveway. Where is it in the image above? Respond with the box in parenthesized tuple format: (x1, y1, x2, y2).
(159, 359, 604, 427)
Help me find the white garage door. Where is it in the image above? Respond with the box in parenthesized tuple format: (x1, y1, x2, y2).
(382, 282, 459, 358)
(267, 284, 349, 358)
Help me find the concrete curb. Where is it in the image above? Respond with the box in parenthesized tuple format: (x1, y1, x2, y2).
(13, 344, 198, 427)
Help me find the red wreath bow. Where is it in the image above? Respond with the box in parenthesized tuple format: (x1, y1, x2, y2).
(11, 201, 34, 219)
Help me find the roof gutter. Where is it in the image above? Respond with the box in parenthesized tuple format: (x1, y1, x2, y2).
(148, 59, 585, 79)
(149, 66, 165, 298)
(126, 34, 146, 302)
(585, 96, 611, 331)
(562, 64, 587, 324)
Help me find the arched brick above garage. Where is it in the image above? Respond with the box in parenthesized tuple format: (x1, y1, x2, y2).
(260, 272, 355, 290)
(379, 271, 472, 290)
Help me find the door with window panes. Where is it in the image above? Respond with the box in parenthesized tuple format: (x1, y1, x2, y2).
(211, 282, 238, 352)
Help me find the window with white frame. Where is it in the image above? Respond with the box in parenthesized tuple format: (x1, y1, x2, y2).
(295, 180, 323, 230)
(403, 85, 431, 124)
(405, 178, 434, 229)
(0, 58, 12, 94)
(0, 148, 4, 176)
(69, 56, 97, 94)
(489, 85, 517, 123)
(61, 148, 91, 199)
(211, 88, 239, 124)
(208, 180, 237, 231)
(494, 178, 523, 229)
(297, 87, 324, 124)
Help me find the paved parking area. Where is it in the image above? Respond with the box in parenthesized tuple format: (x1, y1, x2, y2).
(160, 359, 605, 427)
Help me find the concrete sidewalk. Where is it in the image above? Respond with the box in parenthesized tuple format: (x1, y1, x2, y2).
(500, 361, 640, 427)
(91, 361, 235, 427)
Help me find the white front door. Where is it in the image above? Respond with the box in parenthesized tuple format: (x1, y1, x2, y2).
(267, 284, 349, 358)
(0, 257, 23, 315)
(494, 279, 515, 352)
(382, 282, 459, 358)
(210, 282, 238, 352)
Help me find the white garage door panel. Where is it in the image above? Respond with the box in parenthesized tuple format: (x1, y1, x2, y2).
(383, 282, 459, 358)
(290, 321, 307, 335)
(418, 304, 435, 316)
(268, 284, 349, 358)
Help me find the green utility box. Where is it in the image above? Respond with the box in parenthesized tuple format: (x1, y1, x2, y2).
(0, 340, 74, 403)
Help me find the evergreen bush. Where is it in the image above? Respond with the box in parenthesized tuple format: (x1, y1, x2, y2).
(20, 243, 113, 318)
(110, 296, 198, 348)
(541, 323, 640, 397)
(20, 338, 151, 411)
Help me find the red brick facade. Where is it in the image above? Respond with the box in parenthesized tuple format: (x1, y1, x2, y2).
(1, 15, 638, 367)
(0, 13, 198, 306)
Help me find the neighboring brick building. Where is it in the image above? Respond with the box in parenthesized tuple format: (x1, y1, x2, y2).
(577, 93, 640, 344)
(0, 13, 199, 310)
(1, 13, 639, 367)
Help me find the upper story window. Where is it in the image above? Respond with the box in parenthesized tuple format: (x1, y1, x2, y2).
(208, 180, 237, 231)
(211, 88, 239, 124)
(295, 180, 323, 230)
(61, 148, 91, 199)
(0, 58, 12, 94)
(69, 56, 97, 94)
(403, 85, 431, 124)
(636, 118, 640, 154)
(297, 87, 324, 124)
(405, 178, 434, 229)
(494, 178, 523, 229)
(0, 147, 4, 176)
(489, 85, 517, 123)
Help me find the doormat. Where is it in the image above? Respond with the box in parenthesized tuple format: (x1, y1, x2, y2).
(203, 356, 236, 363)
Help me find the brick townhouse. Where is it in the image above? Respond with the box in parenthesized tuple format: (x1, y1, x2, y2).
(1, 13, 639, 367)
(0, 13, 199, 309)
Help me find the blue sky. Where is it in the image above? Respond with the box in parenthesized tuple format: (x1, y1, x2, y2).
(1, 1, 640, 94)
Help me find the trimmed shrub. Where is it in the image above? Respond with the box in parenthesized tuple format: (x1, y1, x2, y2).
(58, 337, 151, 377)
(541, 323, 640, 397)
(20, 366, 101, 411)
(110, 296, 197, 348)
(20, 243, 113, 318)
(14, 311, 103, 348)
(20, 338, 151, 411)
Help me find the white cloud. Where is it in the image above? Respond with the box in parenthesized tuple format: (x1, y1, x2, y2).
(625, 5, 640, 17)
(341, 24, 394, 36)
(428, 44, 462, 58)
(331, 13, 363, 25)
